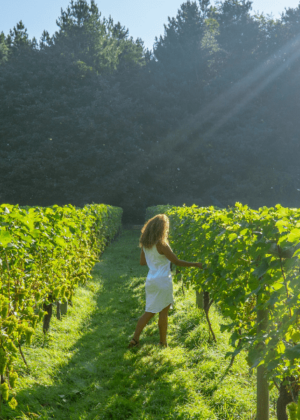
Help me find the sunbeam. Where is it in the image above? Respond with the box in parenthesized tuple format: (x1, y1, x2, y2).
(146, 30, 300, 161)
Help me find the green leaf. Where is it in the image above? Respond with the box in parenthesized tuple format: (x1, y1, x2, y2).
(277, 342, 285, 355)
(287, 229, 300, 244)
(54, 236, 67, 248)
(252, 259, 269, 278)
(291, 332, 300, 343)
(285, 344, 300, 361)
(247, 347, 263, 369)
(0, 230, 12, 247)
(228, 233, 237, 242)
(271, 282, 284, 291)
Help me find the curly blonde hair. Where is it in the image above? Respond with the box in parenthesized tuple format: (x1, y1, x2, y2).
(139, 214, 169, 249)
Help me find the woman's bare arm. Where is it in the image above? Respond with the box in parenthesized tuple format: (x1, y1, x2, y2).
(156, 242, 203, 268)
(140, 249, 147, 266)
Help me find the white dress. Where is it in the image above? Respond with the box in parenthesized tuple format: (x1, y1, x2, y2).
(143, 244, 174, 313)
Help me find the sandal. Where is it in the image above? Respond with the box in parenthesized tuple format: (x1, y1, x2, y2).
(128, 338, 139, 348)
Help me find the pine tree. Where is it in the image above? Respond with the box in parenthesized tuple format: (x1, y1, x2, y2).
(0, 32, 9, 64)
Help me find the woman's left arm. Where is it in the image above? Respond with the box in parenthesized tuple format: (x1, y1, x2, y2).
(140, 249, 147, 266)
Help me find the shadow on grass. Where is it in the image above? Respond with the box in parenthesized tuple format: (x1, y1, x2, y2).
(8, 230, 194, 420)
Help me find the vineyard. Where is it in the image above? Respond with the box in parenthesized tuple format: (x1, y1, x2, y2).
(146, 204, 300, 419)
(0, 203, 122, 412)
(1, 201, 300, 419)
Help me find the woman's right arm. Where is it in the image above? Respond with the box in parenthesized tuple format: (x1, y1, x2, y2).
(156, 242, 203, 269)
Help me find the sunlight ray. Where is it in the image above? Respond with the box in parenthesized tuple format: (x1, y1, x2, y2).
(146, 31, 300, 161)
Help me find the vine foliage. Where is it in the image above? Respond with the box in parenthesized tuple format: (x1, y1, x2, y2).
(0, 203, 122, 410)
(147, 203, 300, 389)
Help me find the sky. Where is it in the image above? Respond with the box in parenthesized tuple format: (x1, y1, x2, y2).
(1, 0, 300, 50)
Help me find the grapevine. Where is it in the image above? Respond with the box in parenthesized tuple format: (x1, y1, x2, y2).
(147, 203, 300, 388)
(0, 203, 122, 409)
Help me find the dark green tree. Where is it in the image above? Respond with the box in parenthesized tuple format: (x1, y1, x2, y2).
(1, 0, 300, 221)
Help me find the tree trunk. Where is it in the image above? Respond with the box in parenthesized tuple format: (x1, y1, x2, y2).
(203, 291, 216, 341)
(277, 377, 298, 420)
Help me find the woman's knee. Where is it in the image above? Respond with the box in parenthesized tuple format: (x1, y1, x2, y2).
(159, 312, 168, 322)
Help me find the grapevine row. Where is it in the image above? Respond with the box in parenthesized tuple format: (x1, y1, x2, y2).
(0, 203, 122, 410)
(147, 203, 300, 414)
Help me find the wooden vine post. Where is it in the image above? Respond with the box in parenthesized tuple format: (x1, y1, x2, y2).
(56, 301, 61, 320)
(61, 300, 68, 316)
(196, 290, 204, 309)
(257, 304, 269, 420)
(56, 300, 68, 319)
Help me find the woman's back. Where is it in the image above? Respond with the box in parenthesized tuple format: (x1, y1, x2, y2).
(143, 244, 171, 280)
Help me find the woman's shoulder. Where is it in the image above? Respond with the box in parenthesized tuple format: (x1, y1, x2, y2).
(156, 240, 168, 255)
(144, 240, 168, 252)
(156, 238, 169, 247)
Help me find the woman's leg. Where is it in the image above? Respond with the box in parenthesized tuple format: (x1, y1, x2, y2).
(158, 304, 171, 346)
(130, 311, 155, 344)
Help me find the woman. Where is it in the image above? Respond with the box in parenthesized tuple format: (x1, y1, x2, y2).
(128, 214, 203, 348)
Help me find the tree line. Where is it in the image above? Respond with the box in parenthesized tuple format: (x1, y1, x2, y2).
(1, 0, 300, 221)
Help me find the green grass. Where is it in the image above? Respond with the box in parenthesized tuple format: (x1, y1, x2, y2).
(2, 229, 278, 419)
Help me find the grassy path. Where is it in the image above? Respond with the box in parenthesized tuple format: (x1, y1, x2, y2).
(5, 229, 277, 420)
